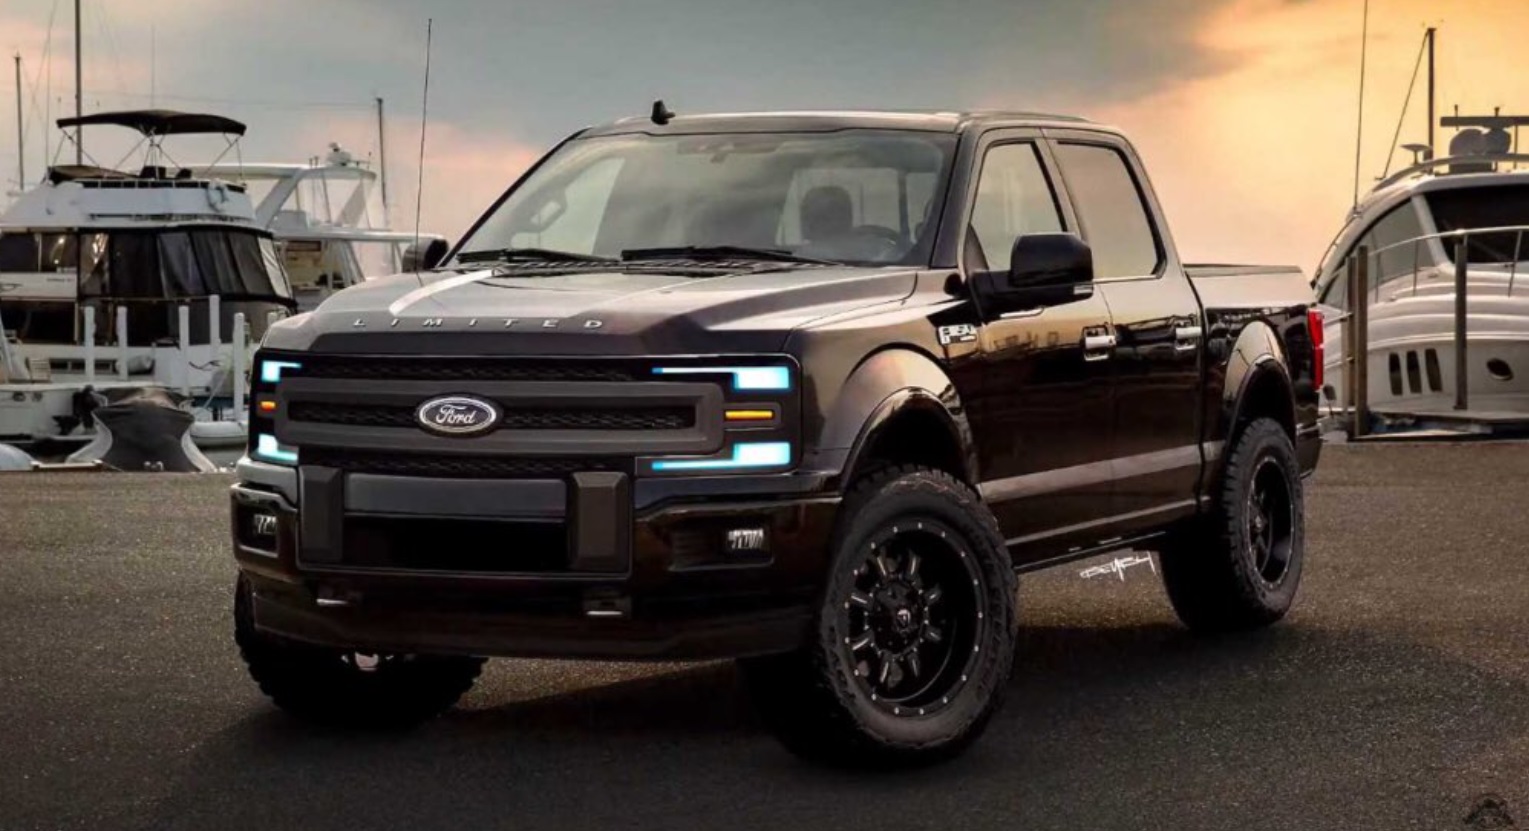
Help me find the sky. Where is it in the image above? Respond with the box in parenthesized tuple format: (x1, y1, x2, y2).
(3, 0, 1528, 273)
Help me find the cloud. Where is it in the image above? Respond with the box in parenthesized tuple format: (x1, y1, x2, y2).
(1090, 0, 1529, 269)
(5, 0, 1529, 268)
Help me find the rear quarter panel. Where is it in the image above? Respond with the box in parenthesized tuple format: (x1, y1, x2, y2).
(1188, 266, 1322, 486)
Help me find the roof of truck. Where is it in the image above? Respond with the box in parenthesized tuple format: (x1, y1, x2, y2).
(583, 109, 1099, 137)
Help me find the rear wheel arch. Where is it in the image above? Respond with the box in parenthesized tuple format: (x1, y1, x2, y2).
(1232, 360, 1297, 441)
(1220, 321, 1297, 442)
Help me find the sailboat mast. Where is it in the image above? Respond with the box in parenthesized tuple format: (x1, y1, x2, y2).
(13, 54, 22, 188)
(1426, 27, 1436, 157)
(73, 0, 82, 165)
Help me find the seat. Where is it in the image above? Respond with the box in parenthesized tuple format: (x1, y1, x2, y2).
(800, 185, 853, 244)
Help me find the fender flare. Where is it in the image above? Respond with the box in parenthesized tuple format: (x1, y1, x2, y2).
(1219, 321, 1297, 446)
(806, 347, 976, 484)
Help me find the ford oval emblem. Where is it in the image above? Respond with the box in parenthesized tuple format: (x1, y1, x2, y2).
(415, 396, 501, 437)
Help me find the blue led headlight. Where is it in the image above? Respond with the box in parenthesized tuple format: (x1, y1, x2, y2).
(259, 360, 303, 383)
(651, 441, 791, 472)
(254, 433, 298, 465)
(652, 365, 791, 391)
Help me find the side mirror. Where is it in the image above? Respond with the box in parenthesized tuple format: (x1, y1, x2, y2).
(401, 238, 450, 272)
(970, 233, 1094, 313)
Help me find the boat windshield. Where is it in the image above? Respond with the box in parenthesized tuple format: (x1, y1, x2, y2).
(1426, 184, 1529, 264)
(268, 169, 384, 232)
(455, 130, 958, 268)
(1, 228, 294, 344)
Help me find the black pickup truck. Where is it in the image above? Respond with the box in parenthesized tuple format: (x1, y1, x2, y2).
(231, 108, 1323, 767)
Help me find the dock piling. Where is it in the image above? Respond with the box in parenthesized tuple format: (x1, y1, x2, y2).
(82, 306, 96, 386)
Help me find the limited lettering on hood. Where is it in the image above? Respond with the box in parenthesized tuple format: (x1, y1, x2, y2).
(351, 316, 606, 330)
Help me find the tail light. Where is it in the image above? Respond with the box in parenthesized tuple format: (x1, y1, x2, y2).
(1307, 308, 1325, 390)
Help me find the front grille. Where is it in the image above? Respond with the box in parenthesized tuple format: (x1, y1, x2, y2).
(296, 355, 638, 383)
(301, 448, 624, 479)
(288, 401, 694, 431)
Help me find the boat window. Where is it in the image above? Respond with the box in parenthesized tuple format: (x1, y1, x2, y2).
(1371, 205, 1427, 283)
(101, 233, 164, 298)
(158, 232, 204, 296)
(229, 233, 281, 296)
(191, 232, 240, 294)
(1053, 142, 1163, 280)
(1426, 184, 1529, 265)
(0, 232, 40, 271)
(42, 234, 77, 271)
(1320, 270, 1347, 310)
(266, 171, 380, 231)
(1342, 203, 1428, 290)
(150, 230, 292, 300)
(2, 233, 107, 274)
(259, 237, 285, 289)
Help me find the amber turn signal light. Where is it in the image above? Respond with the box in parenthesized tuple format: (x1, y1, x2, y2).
(724, 409, 774, 422)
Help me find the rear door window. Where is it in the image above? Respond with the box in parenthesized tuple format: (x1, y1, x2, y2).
(1053, 143, 1162, 280)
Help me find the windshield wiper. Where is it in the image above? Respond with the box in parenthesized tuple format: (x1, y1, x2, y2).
(620, 245, 840, 266)
(455, 247, 618, 264)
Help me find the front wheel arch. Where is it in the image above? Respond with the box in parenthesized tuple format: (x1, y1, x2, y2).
(842, 390, 976, 487)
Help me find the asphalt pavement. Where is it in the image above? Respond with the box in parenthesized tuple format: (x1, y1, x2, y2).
(2, 443, 1528, 831)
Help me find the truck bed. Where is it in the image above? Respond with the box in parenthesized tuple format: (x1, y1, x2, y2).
(1185, 264, 1312, 309)
(1184, 264, 1305, 279)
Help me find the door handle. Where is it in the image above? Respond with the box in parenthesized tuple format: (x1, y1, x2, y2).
(1174, 325, 1203, 351)
(1083, 334, 1117, 351)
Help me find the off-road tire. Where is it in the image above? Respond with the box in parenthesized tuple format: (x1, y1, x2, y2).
(1158, 417, 1305, 632)
(741, 464, 1017, 768)
(234, 576, 484, 727)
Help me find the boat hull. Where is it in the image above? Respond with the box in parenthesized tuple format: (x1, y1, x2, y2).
(1323, 270, 1529, 413)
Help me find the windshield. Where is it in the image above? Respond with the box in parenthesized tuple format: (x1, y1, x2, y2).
(455, 130, 958, 268)
(1426, 184, 1529, 264)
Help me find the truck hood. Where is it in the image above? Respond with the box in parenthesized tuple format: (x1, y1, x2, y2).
(262, 265, 920, 355)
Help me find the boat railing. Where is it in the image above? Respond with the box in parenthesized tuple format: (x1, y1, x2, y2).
(8, 296, 276, 404)
(1341, 224, 1529, 438)
(1347, 224, 1529, 309)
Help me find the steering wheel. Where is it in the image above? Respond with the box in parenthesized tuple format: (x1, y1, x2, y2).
(844, 225, 909, 261)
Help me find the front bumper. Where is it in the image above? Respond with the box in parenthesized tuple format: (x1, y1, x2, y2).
(232, 458, 838, 660)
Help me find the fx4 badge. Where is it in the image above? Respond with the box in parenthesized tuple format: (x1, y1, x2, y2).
(937, 324, 978, 345)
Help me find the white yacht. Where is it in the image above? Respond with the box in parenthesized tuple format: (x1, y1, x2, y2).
(1313, 114, 1529, 427)
(195, 147, 446, 310)
(0, 109, 294, 446)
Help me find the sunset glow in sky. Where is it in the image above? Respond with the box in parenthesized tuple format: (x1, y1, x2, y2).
(4, 0, 1528, 274)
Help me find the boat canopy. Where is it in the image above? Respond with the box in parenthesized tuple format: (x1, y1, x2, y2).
(56, 109, 247, 137)
(46, 164, 137, 184)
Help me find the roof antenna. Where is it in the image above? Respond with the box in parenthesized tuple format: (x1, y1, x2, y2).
(412, 17, 434, 285)
(651, 99, 675, 126)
